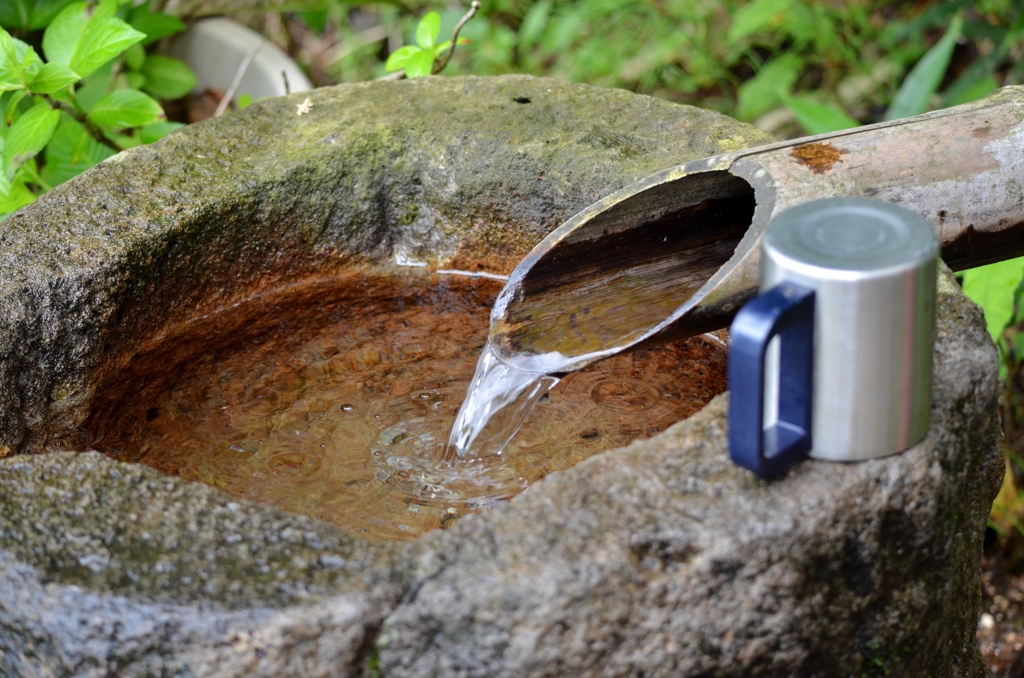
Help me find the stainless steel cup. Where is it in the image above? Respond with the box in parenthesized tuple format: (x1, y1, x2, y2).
(729, 197, 939, 476)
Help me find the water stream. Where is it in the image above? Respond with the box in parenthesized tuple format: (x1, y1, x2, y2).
(445, 345, 560, 459)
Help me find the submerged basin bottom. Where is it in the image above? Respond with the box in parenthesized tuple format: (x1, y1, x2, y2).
(90, 271, 727, 541)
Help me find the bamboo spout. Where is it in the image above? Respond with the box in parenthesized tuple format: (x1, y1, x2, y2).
(491, 85, 1024, 370)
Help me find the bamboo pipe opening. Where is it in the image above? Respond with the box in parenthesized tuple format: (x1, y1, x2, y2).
(492, 170, 756, 363)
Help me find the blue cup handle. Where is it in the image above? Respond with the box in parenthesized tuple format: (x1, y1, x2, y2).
(728, 282, 815, 478)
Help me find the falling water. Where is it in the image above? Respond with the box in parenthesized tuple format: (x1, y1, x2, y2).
(445, 344, 562, 459)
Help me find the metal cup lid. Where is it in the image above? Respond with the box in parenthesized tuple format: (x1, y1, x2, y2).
(763, 198, 939, 281)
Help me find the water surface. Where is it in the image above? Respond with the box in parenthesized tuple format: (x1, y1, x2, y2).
(93, 273, 726, 541)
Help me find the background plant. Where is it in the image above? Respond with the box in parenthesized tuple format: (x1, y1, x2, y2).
(0, 0, 196, 219)
(240, 0, 1018, 135)
(384, 9, 471, 77)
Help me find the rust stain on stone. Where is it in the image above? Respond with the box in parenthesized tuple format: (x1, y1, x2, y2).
(791, 142, 845, 174)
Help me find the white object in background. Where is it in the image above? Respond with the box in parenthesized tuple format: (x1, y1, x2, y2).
(168, 17, 312, 106)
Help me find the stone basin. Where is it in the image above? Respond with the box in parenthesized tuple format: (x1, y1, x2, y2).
(0, 76, 1003, 676)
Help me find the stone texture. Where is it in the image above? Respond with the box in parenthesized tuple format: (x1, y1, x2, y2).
(0, 452, 406, 677)
(0, 75, 1001, 676)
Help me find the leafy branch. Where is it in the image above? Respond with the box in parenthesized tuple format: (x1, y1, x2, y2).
(0, 0, 197, 219)
(383, 2, 478, 79)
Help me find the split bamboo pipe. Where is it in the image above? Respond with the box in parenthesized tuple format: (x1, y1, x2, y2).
(491, 85, 1024, 370)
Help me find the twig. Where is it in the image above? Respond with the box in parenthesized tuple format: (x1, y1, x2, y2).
(433, 1, 480, 74)
(214, 44, 264, 117)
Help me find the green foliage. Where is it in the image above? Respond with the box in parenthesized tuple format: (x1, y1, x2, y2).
(0, 0, 196, 218)
(127, 3, 185, 45)
(886, 15, 962, 120)
(962, 257, 1024, 352)
(138, 54, 197, 100)
(736, 53, 800, 121)
(775, 3, 1019, 134)
(960, 253, 1024, 547)
(964, 260, 1024, 540)
(0, 0, 78, 32)
(40, 111, 114, 185)
(727, 0, 794, 44)
(384, 11, 466, 78)
(778, 91, 859, 135)
(87, 88, 162, 128)
(316, 0, 1022, 140)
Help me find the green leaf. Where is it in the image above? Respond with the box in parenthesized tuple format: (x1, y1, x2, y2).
(0, 35, 42, 84)
(432, 40, 451, 59)
(27, 0, 81, 31)
(73, 60, 113, 114)
(736, 53, 801, 121)
(91, 0, 118, 23)
(0, 179, 36, 217)
(140, 54, 196, 100)
(103, 128, 139, 149)
(780, 3, 816, 45)
(0, 28, 17, 75)
(40, 112, 115, 186)
(0, 1, 32, 32)
(43, 1, 146, 79)
(28, 63, 79, 94)
(780, 91, 860, 135)
(72, 18, 146, 78)
(942, 74, 998, 108)
(14, 39, 43, 80)
(1, 0, 83, 33)
(385, 44, 421, 73)
(42, 2, 89, 68)
(0, 77, 21, 96)
(886, 15, 962, 121)
(124, 43, 145, 71)
(3, 89, 29, 126)
(128, 6, 187, 45)
(296, 9, 328, 34)
(237, 93, 253, 109)
(728, 0, 794, 43)
(416, 12, 441, 49)
(519, 0, 551, 50)
(962, 256, 1024, 345)
(4, 102, 60, 171)
(404, 49, 434, 78)
(14, 157, 43, 191)
(138, 120, 183, 144)
(87, 88, 163, 128)
(125, 71, 145, 89)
